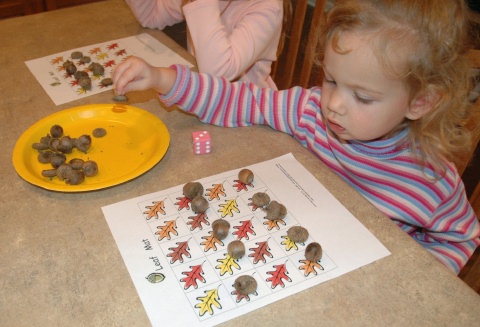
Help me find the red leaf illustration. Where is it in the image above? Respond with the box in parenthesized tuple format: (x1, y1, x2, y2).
(248, 240, 273, 264)
(115, 49, 127, 56)
(232, 219, 255, 240)
(107, 43, 119, 50)
(180, 263, 206, 289)
(187, 212, 209, 230)
(175, 196, 191, 211)
(232, 179, 251, 192)
(104, 60, 116, 68)
(166, 240, 191, 264)
(266, 263, 291, 288)
(231, 289, 253, 303)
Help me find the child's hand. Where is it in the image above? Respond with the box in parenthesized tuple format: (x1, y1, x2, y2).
(112, 56, 177, 96)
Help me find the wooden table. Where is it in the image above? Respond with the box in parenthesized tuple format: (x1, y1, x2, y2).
(1, 1, 479, 326)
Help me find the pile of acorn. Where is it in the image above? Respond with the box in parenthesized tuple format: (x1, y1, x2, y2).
(32, 124, 101, 185)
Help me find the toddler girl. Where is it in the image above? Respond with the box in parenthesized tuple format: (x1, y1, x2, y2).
(113, 0, 480, 274)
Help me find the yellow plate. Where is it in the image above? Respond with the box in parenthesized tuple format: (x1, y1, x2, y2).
(12, 104, 170, 192)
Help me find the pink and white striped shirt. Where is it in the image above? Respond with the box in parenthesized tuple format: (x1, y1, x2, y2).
(160, 65, 480, 274)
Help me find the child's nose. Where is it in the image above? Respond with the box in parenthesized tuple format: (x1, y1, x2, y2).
(327, 88, 346, 115)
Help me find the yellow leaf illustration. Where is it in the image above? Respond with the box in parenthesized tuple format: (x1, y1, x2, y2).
(215, 254, 240, 276)
(280, 235, 298, 251)
(218, 198, 240, 218)
(195, 287, 222, 316)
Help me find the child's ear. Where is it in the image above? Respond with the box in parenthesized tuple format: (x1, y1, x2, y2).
(406, 90, 440, 120)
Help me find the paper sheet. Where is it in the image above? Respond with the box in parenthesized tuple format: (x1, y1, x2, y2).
(102, 153, 390, 327)
(25, 33, 193, 105)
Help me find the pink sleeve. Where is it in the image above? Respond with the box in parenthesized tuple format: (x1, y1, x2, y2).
(183, 0, 282, 81)
(125, 0, 185, 29)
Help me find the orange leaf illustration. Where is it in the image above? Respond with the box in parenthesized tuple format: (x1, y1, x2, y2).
(248, 240, 273, 264)
(50, 56, 64, 65)
(299, 260, 324, 276)
(205, 183, 226, 201)
(166, 240, 191, 264)
(180, 263, 206, 289)
(187, 212, 209, 230)
(89, 47, 102, 54)
(263, 218, 286, 231)
(266, 263, 291, 288)
(143, 200, 167, 220)
(200, 233, 223, 252)
(155, 219, 178, 241)
(232, 219, 255, 240)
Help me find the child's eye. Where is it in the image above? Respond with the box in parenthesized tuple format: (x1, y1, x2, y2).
(355, 93, 373, 104)
(323, 77, 336, 85)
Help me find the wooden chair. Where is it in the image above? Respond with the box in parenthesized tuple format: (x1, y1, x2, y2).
(458, 49, 480, 294)
(0, 0, 43, 19)
(271, 0, 328, 89)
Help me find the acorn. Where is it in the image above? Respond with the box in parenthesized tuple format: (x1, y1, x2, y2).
(50, 124, 63, 138)
(251, 192, 270, 207)
(56, 164, 73, 181)
(37, 151, 53, 164)
(79, 56, 91, 64)
(78, 76, 92, 90)
(41, 169, 57, 178)
(69, 158, 84, 170)
(112, 95, 127, 102)
(57, 136, 74, 154)
(73, 134, 91, 153)
(92, 128, 107, 138)
(212, 219, 230, 240)
(32, 142, 49, 151)
(227, 240, 245, 259)
(265, 200, 287, 220)
(234, 275, 257, 295)
(183, 181, 204, 200)
(64, 170, 85, 185)
(305, 242, 322, 262)
(74, 70, 89, 80)
(191, 195, 209, 213)
(71, 51, 83, 59)
(238, 168, 254, 184)
(65, 63, 77, 75)
(49, 152, 66, 169)
(101, 78, 113, 87)
(287, 226, 309, 243)
(82, 160, 98, 177)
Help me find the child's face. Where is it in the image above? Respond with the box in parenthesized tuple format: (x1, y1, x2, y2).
(321, 32, 414, 142)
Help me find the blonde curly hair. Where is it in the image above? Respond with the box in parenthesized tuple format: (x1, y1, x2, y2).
(316, 0, 478, 176)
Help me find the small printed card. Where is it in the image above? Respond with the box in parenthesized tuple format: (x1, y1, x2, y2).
(25, 33, 193, 105)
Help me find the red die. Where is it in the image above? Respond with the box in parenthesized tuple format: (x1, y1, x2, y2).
(192, 131, 211, 155)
